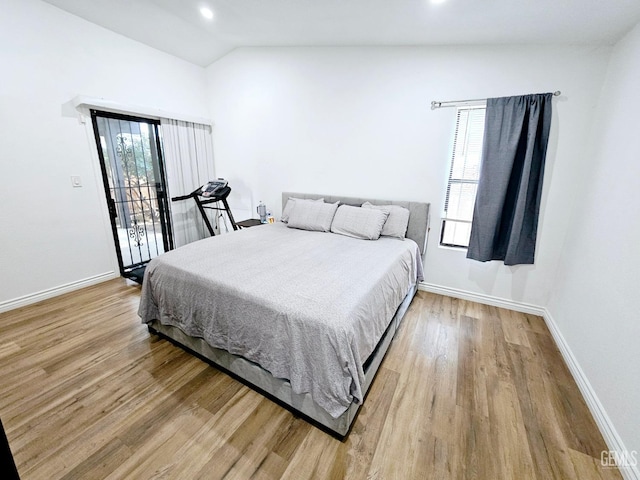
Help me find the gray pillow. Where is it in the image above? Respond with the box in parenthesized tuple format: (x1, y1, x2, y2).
(281, 197, 324, 223)
(361, 201, 410, 239)
(287, 201, 339, 232)
(330, 205, 389, 240)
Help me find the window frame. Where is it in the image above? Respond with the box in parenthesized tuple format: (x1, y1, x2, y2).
(440, 105, 487, 249)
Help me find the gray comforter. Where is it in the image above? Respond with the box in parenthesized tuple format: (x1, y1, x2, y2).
(138, 222, 423, 418)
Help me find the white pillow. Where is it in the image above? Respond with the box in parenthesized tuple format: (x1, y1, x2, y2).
(361, 202, 410, 239)
(281, 197, 324, 223)
(287, 201, 339, 232)
(330, 205, 389, 240)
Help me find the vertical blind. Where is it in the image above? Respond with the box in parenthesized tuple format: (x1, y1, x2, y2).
(161, 119, 216, 248)
(441, 106, 486, 247)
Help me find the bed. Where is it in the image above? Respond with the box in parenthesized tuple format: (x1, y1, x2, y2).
(139, 192, 430, 437)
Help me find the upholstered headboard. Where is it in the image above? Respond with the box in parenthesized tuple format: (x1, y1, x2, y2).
(282, 192, 431, 255)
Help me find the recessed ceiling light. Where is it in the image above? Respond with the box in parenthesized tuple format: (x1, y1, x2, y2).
(200, 6, 214, 20)
(431, 0, 447, 4)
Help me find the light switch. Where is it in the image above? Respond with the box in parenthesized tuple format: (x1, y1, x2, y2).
(71, 175, 82, 187)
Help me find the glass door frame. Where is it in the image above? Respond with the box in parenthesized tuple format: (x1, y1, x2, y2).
(90, 109, 174, 277)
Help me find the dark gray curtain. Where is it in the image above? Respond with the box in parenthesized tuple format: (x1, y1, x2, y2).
(467, 93, 553, 265)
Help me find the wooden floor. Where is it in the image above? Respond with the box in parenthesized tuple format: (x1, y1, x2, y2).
(0, 279, 620, 479)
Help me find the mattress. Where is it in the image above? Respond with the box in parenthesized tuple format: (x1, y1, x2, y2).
(138, 222, 423, 418)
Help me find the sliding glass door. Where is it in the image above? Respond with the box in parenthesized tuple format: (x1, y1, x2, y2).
(91, 110, 173, 278)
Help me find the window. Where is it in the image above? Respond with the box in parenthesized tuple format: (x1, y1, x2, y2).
(440, 106, 486, 248)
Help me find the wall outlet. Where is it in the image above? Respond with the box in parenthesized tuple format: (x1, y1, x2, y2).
(71, 175, 82, 187)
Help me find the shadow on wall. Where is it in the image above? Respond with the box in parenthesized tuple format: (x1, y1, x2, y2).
(468, 261, 537, 303)
(226, 177, 254, 225)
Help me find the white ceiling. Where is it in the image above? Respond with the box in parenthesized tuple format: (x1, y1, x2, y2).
(42, 0, 640, 67)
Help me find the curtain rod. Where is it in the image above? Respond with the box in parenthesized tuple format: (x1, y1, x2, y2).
(430, 91, 561, 110)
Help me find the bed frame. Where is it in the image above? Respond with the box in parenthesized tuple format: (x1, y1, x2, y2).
(147, 193, 430, 438)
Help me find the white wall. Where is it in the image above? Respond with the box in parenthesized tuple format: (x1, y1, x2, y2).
(0, 0, 209, 306)
(547, 23, 640, 460)
(205, 45, 610, 307)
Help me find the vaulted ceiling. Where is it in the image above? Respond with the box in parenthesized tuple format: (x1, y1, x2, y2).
(42, 0, 640, 66)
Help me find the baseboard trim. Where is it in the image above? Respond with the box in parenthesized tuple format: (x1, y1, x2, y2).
(542, 308, 640, 480)
(0, 271, 117, 313)
(418, 282, 546, 316)
(418, 282, 638, 480)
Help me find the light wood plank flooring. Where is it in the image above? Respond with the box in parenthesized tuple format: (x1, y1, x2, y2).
(0, 279, 620, 479)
